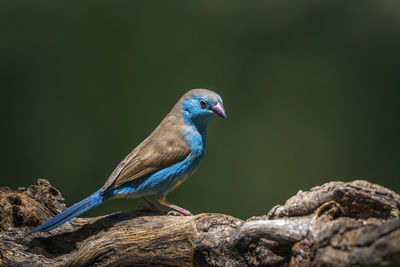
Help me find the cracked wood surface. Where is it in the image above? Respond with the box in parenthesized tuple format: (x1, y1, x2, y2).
(0, 179, 399, 266)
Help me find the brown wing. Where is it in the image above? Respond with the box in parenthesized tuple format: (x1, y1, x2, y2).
(100, 112, 190, 195)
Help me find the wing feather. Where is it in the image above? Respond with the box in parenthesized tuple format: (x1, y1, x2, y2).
(100, 112, 190, 195)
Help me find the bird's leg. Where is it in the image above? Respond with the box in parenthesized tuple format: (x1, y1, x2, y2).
(141, 197, 164, 213)
(156, 194, 193, 216)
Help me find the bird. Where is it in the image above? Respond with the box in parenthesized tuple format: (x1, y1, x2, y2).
(28, 88, 226, 234)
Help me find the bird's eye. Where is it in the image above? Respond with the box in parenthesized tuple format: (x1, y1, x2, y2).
(199, 100, 207, 108)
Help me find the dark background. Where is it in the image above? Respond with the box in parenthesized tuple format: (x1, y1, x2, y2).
(1, 1, 399, 219)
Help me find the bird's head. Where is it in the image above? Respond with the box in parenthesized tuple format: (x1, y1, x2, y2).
(180, 89, 226, 128)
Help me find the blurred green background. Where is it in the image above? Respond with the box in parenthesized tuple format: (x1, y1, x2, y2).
(1, 1, 399, 219)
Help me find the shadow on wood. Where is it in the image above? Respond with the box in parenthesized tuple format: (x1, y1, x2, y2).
(0, 179, 399, 266)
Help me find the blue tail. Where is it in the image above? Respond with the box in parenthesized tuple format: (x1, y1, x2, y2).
(28, 189, 104, 234)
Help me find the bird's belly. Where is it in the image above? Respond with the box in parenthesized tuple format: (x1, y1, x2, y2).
(107, 172, 171, 199)
(106, 156, 201, 199)
(167, 169, 196, 194)
(170, 174, 189, 192)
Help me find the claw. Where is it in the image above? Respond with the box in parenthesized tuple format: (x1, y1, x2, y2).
(167, 210, 185, 216)
(156, 195, 193, 216)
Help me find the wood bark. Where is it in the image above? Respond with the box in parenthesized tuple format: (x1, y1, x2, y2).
(0, 179, 399, 266)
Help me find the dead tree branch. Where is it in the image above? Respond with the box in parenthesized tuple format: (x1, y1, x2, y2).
(0, 179, 399, 266)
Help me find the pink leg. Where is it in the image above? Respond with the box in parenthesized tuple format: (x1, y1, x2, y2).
(156, 194, 193, 216)
(141, 197, 164, 213)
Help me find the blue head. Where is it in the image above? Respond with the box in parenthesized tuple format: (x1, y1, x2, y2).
(181, 89, 226, 132)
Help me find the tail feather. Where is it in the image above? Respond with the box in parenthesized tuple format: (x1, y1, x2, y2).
(28, 189, 103, 235)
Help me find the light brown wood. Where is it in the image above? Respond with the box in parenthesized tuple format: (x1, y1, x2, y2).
(1, 179, 399, 266)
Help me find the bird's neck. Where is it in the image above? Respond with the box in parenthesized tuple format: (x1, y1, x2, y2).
(182, 118, 209, 158)
(191, 117, 210, 137)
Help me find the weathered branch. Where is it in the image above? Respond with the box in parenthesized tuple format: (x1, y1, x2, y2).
(0, 179, 399, 266)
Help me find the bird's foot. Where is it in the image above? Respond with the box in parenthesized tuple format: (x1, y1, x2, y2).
(167, 210, 184, 216)
(156, 196, 193, 216)
(167, 209, 193, 216)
